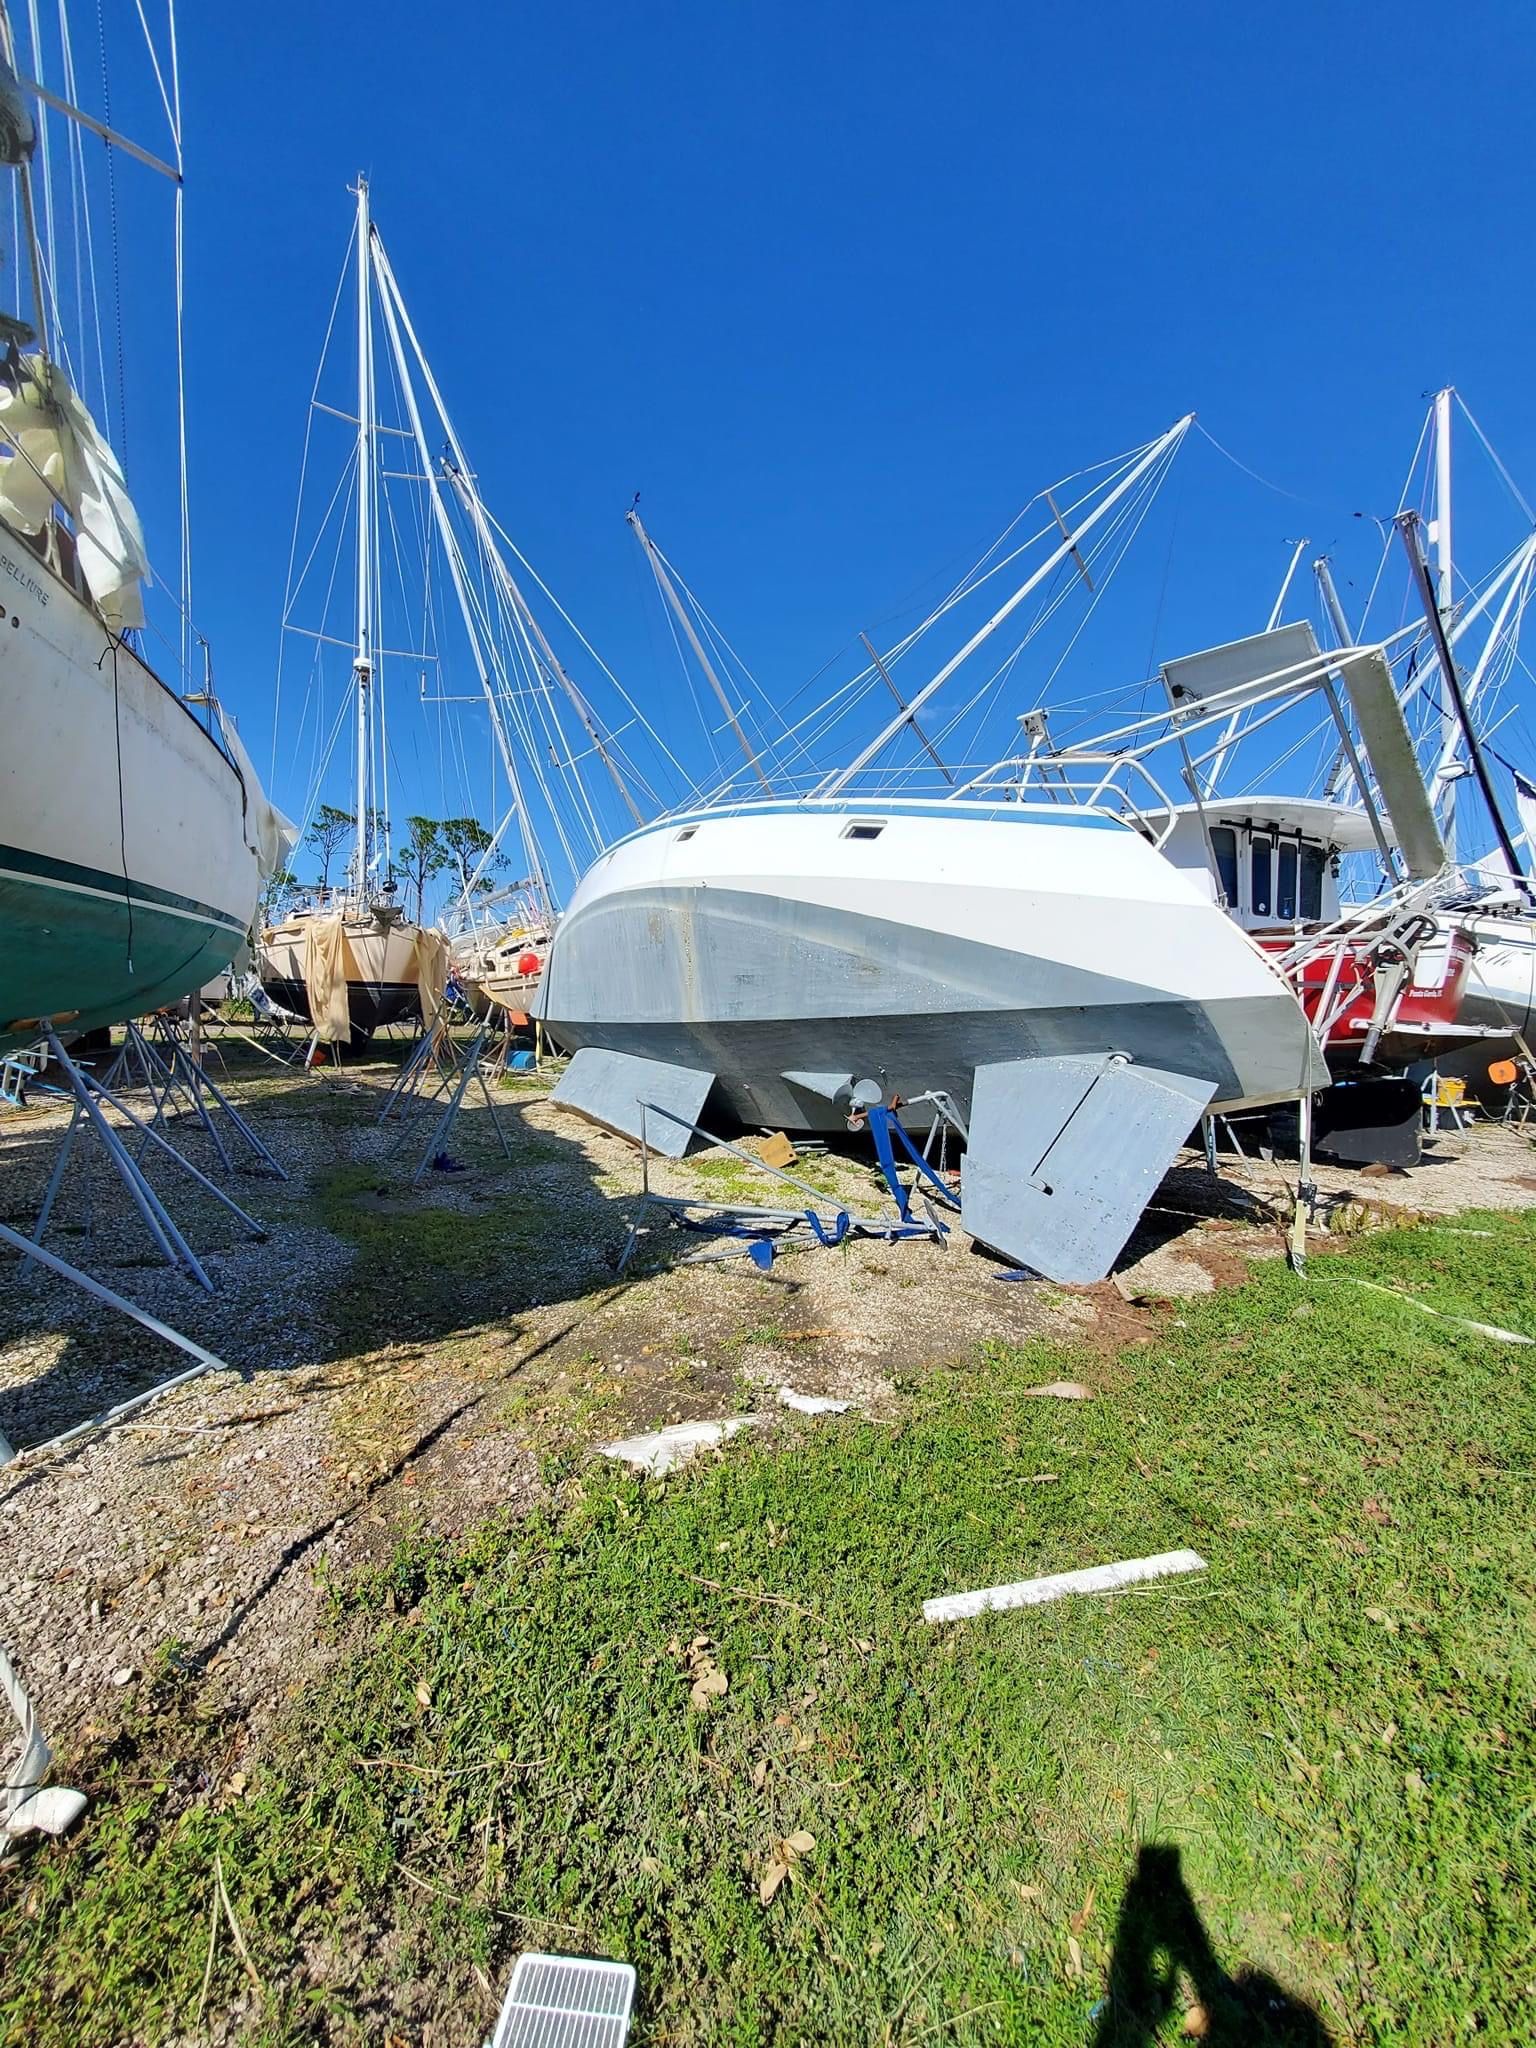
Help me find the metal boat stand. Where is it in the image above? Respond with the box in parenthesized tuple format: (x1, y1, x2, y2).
(0, 1219, 233, 1468)
(12, 1025, 270, 1295)
(1202, 1098, 1316, 1270)
(616, 1099, 954, 1274)
(378, 1023, 511, 1187)
(0, 1023, 268, 1465)
(101, 1019, 286, 1183)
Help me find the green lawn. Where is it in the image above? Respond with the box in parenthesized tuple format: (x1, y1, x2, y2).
(5, 1215, 1535, 2045)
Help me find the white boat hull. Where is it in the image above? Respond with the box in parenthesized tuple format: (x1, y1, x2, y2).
(0, 529, 260, 1055)
(537, 800, 1327, 1131)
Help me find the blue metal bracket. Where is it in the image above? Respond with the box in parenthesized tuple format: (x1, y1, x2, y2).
(866, 1103, 961, 1223)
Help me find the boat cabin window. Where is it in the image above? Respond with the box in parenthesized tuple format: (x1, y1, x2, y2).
(1276, 842, 1298, 920)
(1300, 844, 1325, 921)
(1251, 836, 1272, 918)
(842, 820, 886, 841)
(675, 826, 697, 842)
(1209, 825, 1239, 907)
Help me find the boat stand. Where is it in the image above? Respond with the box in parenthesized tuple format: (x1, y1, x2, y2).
(0, 1218, 233, 1468)
(379, 1023, 511, 1187)
(1289, 1089, 1317, 1274)
(102, 1020, 286, 1183)
(616, 1099, 953, 1274)
(13, 1025, 270, 1294)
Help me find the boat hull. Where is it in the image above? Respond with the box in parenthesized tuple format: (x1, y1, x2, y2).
(537, 802, 1326, 1131)
(466, 969, 542, 1021)
(0, 531, 259, 1056)
(1429, 911, 1536, 1091)
(257, 918, 423, 1038)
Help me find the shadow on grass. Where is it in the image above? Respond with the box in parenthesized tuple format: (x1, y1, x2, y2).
(1093, 1845, 1333, 2047)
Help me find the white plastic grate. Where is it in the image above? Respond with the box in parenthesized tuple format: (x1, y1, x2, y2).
(489, 1952, 636, 2048)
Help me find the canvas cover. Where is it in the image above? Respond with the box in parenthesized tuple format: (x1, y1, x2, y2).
(414, 926, 451, 1032)
(0, 355, 149, 630)
(303, 917, 353, 1044)
(213, 703, 298, 879)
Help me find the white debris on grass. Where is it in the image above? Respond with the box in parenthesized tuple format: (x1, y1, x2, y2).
(599, 1417, 761, 1477)
(776, 1387, 853, 1415)
(923, 1547, 1207, 1625)
(1, 1640, 87, 1847)
(1322, 1274, 1533, 1344)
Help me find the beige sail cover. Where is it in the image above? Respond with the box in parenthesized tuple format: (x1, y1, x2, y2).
(303, 917, 353, 1044)
(414, 927, 451, 1032)
(0, 356, 149, 630)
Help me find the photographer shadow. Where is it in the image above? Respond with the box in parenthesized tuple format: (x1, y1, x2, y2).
(1093, 1845, 1333, 2047)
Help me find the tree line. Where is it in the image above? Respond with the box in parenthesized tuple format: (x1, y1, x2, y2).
(260, 809, 503, 922)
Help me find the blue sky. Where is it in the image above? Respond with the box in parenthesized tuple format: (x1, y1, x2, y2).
(37, 3, 1536, 885)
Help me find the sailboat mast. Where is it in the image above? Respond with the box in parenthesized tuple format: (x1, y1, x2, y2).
(1431, 386, 1457, 859)
(351, 176, 375, 899)
(0, 5, 49, 357)
(627, 507, 773, 795)
(1397, 509, 1523, 881)
(366, 239, 556, 923)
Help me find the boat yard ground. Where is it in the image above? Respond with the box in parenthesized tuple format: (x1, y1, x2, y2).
(1, 1037, 1533, 2045)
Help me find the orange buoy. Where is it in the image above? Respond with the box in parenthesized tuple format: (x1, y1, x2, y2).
(516, 950, 541, 976)
(1488, 1058, 1519, 1086)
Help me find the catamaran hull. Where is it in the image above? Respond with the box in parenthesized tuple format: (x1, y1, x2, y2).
(538, 804, 1327, 1133)
(1455, 914, 1536, 1045)
(0, 534, 259, 1057)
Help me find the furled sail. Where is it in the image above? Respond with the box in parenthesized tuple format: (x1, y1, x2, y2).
(0, 354, 149, 629)
(0, 55, 35, 166)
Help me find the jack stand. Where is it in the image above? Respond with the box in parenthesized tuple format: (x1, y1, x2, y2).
(102, 1021, 285, 1182)
(1202, 1114, 1218, 1176)
(1288, 1090, 1316, 1274)
(381, 1024, 510, 1186)
(0, 1219, 232, 1467)
(377, 1025, 452, 1123)
(617, 1099, 950, 1274)
(14, 1025, 268, 1293)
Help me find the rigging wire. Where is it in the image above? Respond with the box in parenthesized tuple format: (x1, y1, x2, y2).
(270, 223, 356, 778)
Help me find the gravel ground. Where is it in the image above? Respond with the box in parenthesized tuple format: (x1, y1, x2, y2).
(2, 1034, 1533, 1762)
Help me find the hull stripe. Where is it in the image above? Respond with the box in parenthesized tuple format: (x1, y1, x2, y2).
(0, 842, 248, 933)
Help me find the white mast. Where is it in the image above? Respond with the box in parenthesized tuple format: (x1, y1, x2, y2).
(1430, 385, 1457, 858)
(822, 416, 1193, 800)
(1426, 532, 1536, 815)
(367, 236, 555, 922)
(351, 176, 375, 900)
(1199, 534, 1311, 794)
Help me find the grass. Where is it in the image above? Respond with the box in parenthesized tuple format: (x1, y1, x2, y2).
(312, 1161, 551, 1276)
(4, 1215, 1535, 2044)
